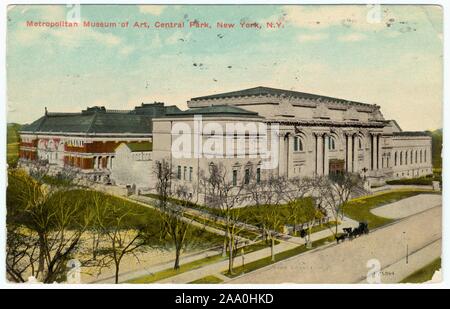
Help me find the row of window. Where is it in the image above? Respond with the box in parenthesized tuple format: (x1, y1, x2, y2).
(177, 165, 194, 182)
(293, 136, 361, 152)
(394, 149, 427, 166)
(232, 167, 261, 186)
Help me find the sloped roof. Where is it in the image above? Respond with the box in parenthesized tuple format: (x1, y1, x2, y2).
(20, 103, 180, 134)
(166, 105, 261, 118)
(121, 141, 153, 152)
(21, 112, 153, 134)
(190, 86, 373, 107)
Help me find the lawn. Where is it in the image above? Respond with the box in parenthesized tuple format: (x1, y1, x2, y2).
(184, 212, 260, 241)
(145, 194, 320, 232)
(128, 240, 276, 283)
(189, 275, 224, 284)
(344, 190, 436, 229)
(400, 258, 441, 283)
(223, 234, 337, 278)
(128, 254, 225, 283)
(56, 190, 224, 251)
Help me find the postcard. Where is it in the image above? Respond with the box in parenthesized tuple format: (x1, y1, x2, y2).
(5, 3, 443, 286)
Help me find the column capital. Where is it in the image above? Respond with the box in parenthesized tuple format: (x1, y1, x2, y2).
(313, 132, 325, 137)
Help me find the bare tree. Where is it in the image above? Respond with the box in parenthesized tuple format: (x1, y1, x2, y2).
(328, 173, 364, 219)
(154, 160, 198, 270)
(249, 175, 286, 261)
(6, 170, 94, 283)
(93, 197, 157, 284)
(314, 173, 364, 237)
(200, 163, 246, 275)
(284, 176, 315, 236)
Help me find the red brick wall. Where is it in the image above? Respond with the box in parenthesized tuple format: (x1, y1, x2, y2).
(85, 141, 121, 153)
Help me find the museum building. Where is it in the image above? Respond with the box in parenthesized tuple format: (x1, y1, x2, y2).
(18, 86, 433, 191)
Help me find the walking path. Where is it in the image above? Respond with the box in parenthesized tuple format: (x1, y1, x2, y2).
(371, 194, 441, 219)
(94, 195, 362, 283)
(229, 205, 441, 283)
(95, 191, 441, 284)
(157, 241, 297, 284)
(92, 246, 222, 284)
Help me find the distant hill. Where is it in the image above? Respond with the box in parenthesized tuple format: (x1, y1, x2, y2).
(7, 123, 21, 144)
(7, 123, 21, 167)
(426, 128, 442, 169)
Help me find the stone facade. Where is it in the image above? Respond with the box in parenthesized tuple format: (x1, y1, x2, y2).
(18, 87, 433, 194)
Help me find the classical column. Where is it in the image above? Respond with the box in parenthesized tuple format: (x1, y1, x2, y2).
(371, 134, 375, 170)
(346, 134, 353, 172)
(324, 134, 329, 175)
(377, 134, 382, 170)
(352, 134, 358, 173)
(278, 133, 286, 176)
(286, 134, 291, 178)
(374, 134, 379, 170)
(316, 134, 323, 176)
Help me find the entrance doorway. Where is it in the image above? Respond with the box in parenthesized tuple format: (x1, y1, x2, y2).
(329, 159, 345, 175)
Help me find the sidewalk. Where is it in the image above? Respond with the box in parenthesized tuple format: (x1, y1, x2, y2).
(157, 241, 298, 284)
(91, 246, 222, 284)
(101, 195, 360, 284)
(286, 215, 359, 245)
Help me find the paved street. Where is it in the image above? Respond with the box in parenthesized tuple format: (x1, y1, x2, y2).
(229, 204, 441, 283)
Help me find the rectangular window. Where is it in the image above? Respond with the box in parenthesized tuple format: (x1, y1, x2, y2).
(244, 168, 250, 185)
(294, 137, 298, 151)
(189, 167, 193, 182)
(232, 170, 238, 186)
(256, 168, 261, 183)
(177, 165, 181, 179)
(183, 166, 187, 180)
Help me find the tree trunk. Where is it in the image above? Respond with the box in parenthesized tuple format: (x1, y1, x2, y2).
(92, 233, 99, 260)
(271, 236, 275, 262)
(222, 237, 227, 257)
(228, 238, 234, 274)
(115, 262, 120, 284)
(37, 233, 46, 281)
(174, 246, 181, 270)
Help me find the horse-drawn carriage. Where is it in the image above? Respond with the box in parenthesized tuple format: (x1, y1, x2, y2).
(336, 222, 369, 243)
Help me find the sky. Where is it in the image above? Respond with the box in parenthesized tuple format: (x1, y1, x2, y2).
(6, 4, 443, 131)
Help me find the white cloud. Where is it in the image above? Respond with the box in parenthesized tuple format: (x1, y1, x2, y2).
(337, 33, 367, 42)
(281, 5, 396, 31)
(11, 25, 121, 48)
(150, 33, 162, 49)
(138, 5, 166, 16)
(297, 33, 329, 42)
(119, 46, 135, 55)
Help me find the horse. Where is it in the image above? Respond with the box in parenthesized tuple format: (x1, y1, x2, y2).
(335, 234, 347, 244)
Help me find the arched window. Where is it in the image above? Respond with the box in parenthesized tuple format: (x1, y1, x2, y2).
(358, 138, 362, 149)
(395, 152, 398, 166)
(328, 136, 336, 150)
(294, 136, 303, 152)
